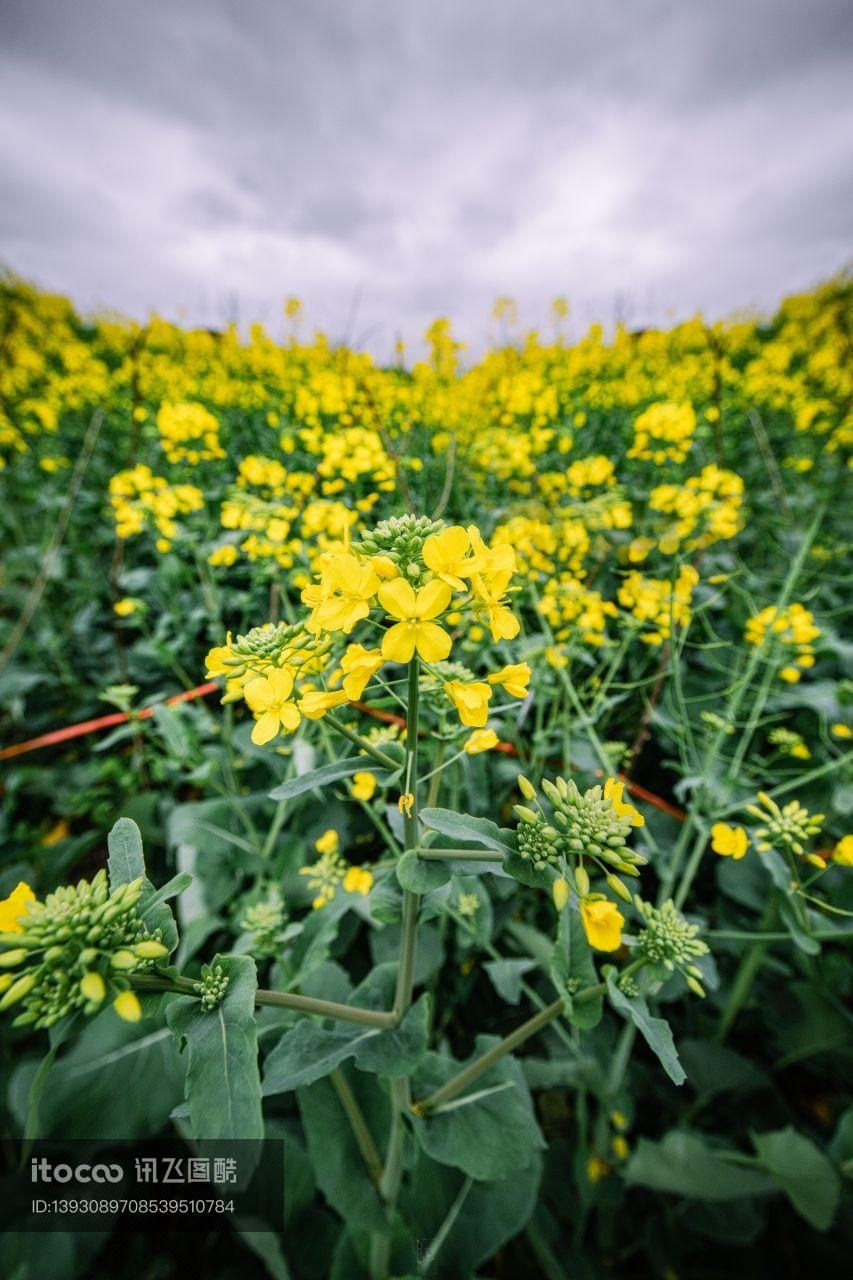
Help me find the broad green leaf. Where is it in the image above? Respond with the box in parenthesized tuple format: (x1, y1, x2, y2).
(411, 1037, 545, 1180)
(270, 758, 397, 801)
(419, 808, 515, 855)
(550, 908, 601, 1029)
(483, 958, 537, 1005)
(297, 1070, 390, 1233)
(605, 971, 685, 1086)
(752, 1126, 841, 1231)
(403, 1146, 542, 1274)
(625, 1131, 775, 1200)
(396, 849, 451, 892)
(107, 816, 145, 887)
(166, 954, 263, 1139)
(9, 1016, 185, 1140)
(263, 1022, 378, 1094)
(680, 1038, 768, 1098)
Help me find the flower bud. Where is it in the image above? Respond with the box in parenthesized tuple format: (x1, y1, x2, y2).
(574, 866, 590, 896)
(606, 874, 632, 903)
(80, 972, 106, 1004)
(0, 971, 37, 1010)
(513, 805, 538, 825)
(686, 976, 706, 998)
(111, 949, 139, 970)
(113, 990, 142, 1023)
(518, 775, 537, 801)
(0, 949, 28, 968)
(552, 878, 570, 911)
(134, 940, 169, 960)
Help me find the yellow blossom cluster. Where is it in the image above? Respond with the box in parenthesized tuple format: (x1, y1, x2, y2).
(628, 402, 697, 465)
(617, 564, 700, 645)
(156, 401, 225, 464)
(109, 464, 205, 551)
(744, 602, 820, 682)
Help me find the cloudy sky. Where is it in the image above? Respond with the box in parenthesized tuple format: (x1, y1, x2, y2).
(0, 0, 851, 358)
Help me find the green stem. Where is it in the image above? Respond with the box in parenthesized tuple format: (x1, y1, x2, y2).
(415, 985, 606, 1115)
(324, 714, 400, 771)
(130, 974, 396, 1028)
(416, 847, 499, 861)
(330, 1068, 383, 1184)
(371, 658, 422, 1280)
(715, 900, 776, 1042)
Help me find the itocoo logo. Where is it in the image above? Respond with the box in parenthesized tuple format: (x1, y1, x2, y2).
(31, 1158, 123, 1184)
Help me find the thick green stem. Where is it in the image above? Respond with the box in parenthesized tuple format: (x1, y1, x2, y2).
(130, 974, 396, 1028)
(330, 1068, 383, 1184)
(371, 659, 422, 1280)
(415, 985, 606, 1116)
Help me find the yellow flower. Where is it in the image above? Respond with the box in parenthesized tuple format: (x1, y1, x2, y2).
(444, 679, 492, 727)
(343, 866, 374, 895)
(113, 990, 142, 1023)
(780, 666, 801, 683)
(586, 1155, 611, 1183)
(398, 792, 415, 817)
(464, 728, 500, 754)
(298, 689, 349, 720)
(422, 525, 473, 590)
(834, 835, 853, 866)
(244, 668, 301, 745)
(340, 644, 383, 699)
(471, 570, 520, 641)
(488, 663, 530, 699)
(305, 553, 380, 634)
(209, 544, 238, 567)
(315, 829, 339, 855)
(580, 897, 624, 952)
(612, 1135, 630, 1161)
(0, 882, 36, 933)
(42, 819, 70, 847)
(379, 578, 452, 663)
(710, 822, 749, 859)
(204, 633, 234, 678)
(113, 597, 139, 617)
(831, 723, 851, 739)
(350, 771, 377, 801)
(603, 777, 645, 827)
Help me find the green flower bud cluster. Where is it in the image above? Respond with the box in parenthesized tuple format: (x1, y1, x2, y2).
(223, 622, 333, 681)
(239, 892, 287, 955)
(746, 792, 823, 856)
(0, 872, 168, 1029)
(356, 514, 444, 579)
(194, 963, 230, 1012)
(514, 775, 647, 876)
(634, 897, 709, 996)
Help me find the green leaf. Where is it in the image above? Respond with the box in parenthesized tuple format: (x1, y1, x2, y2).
(752, 1126, 841, 1231)
(354, 994, 430, 1077)
(550, 909, 601, 1029)
(107, 816, 145, 887)
(396, 849, 451, 892)
(411, 1038, 545, 1180)
(297, 1070, 390, 1233)
(605, 971, 685, 1086)
(419, 808, 515, 855)
(263, 1022, 378, 1094)
(625, 1132, 775, 1200)
(269, 758, 396, 801)
(404, 1147, 542, 1274)
(483, 958, 537, 1006)
(680, 1038, 768, 1099)
(166, 954, 263, 1139)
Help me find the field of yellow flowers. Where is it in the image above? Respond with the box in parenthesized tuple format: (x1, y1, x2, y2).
(0, 270, 851, 1279)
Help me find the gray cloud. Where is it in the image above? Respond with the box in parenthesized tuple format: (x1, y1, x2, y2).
(0, 0, 850, 358)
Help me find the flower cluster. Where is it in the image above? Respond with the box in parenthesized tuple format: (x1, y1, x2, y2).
(514, 774, 649, 952)
(746, 791, 824, 859)
(628, 401, 697, 465)
(193, 962, 230, 1012)
(156, 401, 225, 464)
(617, 564, 699, 646)
(0, 873, 168, 1028)
(298, 830, 374, 910)
(633, 897, 709, 996)
(744, 603, 820, 683)
(109, 464, 204, 552)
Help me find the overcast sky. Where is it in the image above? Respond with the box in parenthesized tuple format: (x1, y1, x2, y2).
(0, 0, 851, 358)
